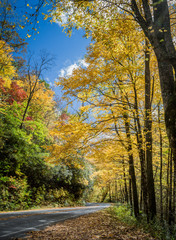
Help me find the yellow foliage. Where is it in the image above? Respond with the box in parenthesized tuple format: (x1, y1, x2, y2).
(0, 40, 16, 87)
(52, 2, 168, 197)
(46, 114, 91, 168)
(21, 76, 55, 123)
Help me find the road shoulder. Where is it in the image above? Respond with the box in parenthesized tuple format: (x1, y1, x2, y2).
(25, 209, 156, 240)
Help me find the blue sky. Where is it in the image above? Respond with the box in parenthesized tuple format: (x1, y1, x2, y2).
(26, 21, 90, 88)
(11, 1, 91, 112)
(18, 2, 90, 95)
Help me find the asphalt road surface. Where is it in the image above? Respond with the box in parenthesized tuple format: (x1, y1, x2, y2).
(0, 203, 110, 239)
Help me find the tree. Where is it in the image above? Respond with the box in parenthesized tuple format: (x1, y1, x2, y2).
(20, 51, 54, 129)
(0, 0, 26, 51)
(144, 41, 156, 219)
(50, 0, 176, 221)
(0, 40, 16, 86)
(55, 14, 164, 218)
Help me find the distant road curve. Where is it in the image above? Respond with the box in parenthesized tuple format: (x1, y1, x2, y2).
(0, 203, 110, 240)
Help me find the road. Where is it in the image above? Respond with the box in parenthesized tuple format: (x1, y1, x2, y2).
(0, 203, 110, 239)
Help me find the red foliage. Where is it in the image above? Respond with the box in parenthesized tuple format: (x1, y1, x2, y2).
(0, 78, 7, 94)
(7, 82, 27, 104)
(25, 116, 33, 121)
(0, 78, 27, 104)
(9, 185, 16, 189)
(60, 112, 69, 121)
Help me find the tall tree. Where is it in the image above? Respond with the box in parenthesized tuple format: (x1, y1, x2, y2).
(55, 16, 163, 218)
(50, 0, 176, 220)
(144, 41, 156, 219)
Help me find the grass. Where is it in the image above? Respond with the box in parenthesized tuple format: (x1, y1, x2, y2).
(108, 203, 176, 240)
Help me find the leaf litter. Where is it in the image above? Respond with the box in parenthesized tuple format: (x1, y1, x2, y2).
(24, 209, 156, 240)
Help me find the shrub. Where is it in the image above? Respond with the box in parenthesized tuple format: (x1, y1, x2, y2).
(0, 176, 31, 210)
(108, 204, 176, 240)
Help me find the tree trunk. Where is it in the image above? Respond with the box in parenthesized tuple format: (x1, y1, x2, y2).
(129, 178, 133, 215)
(122, 156, 128, 203)
(109, 182, 112, 202)
(132, 85, 148, 216)
(101, 185, 109, 202)
(158, 104, 163, 222)
(115, 179, 118, 202)
(131, 0, 176, 221)
(20, 95, 32, 129)
(140, 188, 143, 211)
(124, 113, 139, 218)
(169, 150, 173, 225)
(166, 148, 170, 221)
(173, 150, 176, 224)
(144, 43, 156, 220)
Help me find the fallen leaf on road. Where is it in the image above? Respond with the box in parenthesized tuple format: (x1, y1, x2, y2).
(24, 210, 156, 240)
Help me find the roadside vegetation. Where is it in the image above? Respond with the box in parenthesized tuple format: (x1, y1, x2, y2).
(26, 205, 156, 240)
(108, 204, 175, 240)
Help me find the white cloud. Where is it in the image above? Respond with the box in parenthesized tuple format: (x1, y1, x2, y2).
(67, 63, 78, 75)
(59, 69, 66, 77)
(53, 12, 68, 26)
(78, 59, 89, 68)
(58, 58, 89, 78)
(52, 1, 74, 27)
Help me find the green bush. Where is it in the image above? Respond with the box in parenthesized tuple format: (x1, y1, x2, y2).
(108, 204, 176, 240)
(109, 203, 137, 225)
(0, 110, 93, 210)
(0, 176, 31, 210)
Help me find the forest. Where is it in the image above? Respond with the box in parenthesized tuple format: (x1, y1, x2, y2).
(1, 0, 176, 238)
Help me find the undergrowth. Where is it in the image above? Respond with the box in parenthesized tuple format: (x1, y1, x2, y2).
(0, 176, 85, 211)
(108, 203, 176, 240)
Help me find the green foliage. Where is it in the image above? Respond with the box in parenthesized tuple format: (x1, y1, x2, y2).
(109, 204, 176, 240)
(45, 188, 70, 204)
(51, 158, 94, 201)
(0, 106, 93, 210)
(0, 111, 31, 176)
(0, 106, 48, 176)
(109, 204, 137, 225)
(39, 79, 51, 90)
(0, 176, 31, 210)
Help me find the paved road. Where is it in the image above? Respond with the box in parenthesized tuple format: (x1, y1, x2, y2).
(0, 203, 110, 239)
